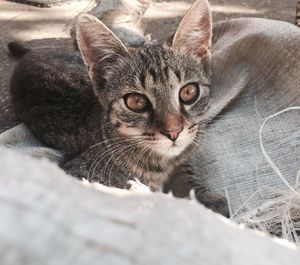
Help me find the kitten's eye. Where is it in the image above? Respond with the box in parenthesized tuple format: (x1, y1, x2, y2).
(179, 83, 200, 105)
(124, 93, 149, 113)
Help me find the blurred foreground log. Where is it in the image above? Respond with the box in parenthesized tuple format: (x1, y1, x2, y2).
(0, 146, 299, 265)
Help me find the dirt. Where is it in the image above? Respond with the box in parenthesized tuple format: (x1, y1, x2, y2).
(0, 0, 298, 132)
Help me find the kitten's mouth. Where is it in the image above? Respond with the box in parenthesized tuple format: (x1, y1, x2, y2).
(145, 127, 196, 158)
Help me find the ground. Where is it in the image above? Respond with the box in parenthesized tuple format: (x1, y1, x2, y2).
(0, 0, 297, 132)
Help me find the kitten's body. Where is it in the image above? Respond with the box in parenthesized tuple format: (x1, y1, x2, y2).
(9, 0, 229, 215)
(10, 49, 102, 157)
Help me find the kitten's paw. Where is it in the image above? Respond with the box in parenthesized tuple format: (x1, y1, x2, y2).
(126, 178, 151, 193)
(195, 190, 230, 218)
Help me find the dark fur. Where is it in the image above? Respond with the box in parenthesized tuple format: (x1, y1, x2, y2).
(10, 47, 102, 157)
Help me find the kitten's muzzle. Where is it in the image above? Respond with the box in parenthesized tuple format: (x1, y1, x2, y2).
(160, 127, 183, 142)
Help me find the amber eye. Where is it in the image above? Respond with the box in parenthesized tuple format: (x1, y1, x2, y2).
(179, 83, 200, 105)
(124, 93, 149, 113)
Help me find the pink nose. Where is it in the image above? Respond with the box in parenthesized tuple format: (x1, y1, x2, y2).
(161, 128, 183, 141)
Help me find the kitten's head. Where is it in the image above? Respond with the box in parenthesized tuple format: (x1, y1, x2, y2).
(76, 0, 212, 160)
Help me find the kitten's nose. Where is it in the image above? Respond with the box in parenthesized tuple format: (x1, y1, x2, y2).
(161, 128, 183, 142)
(158, 113, 183, 142)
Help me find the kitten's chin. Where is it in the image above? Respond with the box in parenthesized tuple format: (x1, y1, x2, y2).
(153, 144, 188, 158)
(150, 132, 195, 159)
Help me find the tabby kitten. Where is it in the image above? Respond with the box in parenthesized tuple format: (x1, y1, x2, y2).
(10, 0, 228, 216)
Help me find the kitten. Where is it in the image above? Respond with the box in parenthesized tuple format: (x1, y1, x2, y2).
(9, 0, 228, 216)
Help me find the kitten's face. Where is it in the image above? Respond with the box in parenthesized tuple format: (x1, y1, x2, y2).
(105, 46, 210, 158)
(76, 0, 212, 160)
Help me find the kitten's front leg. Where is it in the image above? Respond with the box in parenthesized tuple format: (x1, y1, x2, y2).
(164, 163, 230, 217)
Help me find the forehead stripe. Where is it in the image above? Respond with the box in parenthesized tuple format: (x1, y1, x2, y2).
(174, 69, 181, 82)
(139, 71, 146, 89)
(148, 67, 157, 83)
(163, 66, 170, 82)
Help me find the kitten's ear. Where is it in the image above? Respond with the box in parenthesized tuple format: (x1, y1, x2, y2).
(76, 14, 129, 84)
(172, 0, 212, 60)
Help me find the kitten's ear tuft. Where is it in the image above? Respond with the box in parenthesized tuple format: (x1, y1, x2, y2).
(76, 14, 129, 80)
(172, 0, 212, 60)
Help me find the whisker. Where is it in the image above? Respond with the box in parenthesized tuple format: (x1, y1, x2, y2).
(133, 145, 150, 176)
(89, 135, 153, 150)
(90, 139, 145, 183)
(95, 144, 129, 184)
(88, 136, 150, 177)
(106, 144, 140, 186)
(105, 141, 144, 185)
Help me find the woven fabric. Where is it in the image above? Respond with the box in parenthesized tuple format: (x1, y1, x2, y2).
(192, 18, 300, 213)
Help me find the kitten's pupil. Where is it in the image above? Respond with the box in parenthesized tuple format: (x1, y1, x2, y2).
(125, 93, 149, 112)
(179, 83, 200, 105)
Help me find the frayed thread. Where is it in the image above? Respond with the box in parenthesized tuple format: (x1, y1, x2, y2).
(236, 107, 300, 244)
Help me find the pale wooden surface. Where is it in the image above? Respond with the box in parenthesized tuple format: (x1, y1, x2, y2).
(0, 146, 299, 265)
